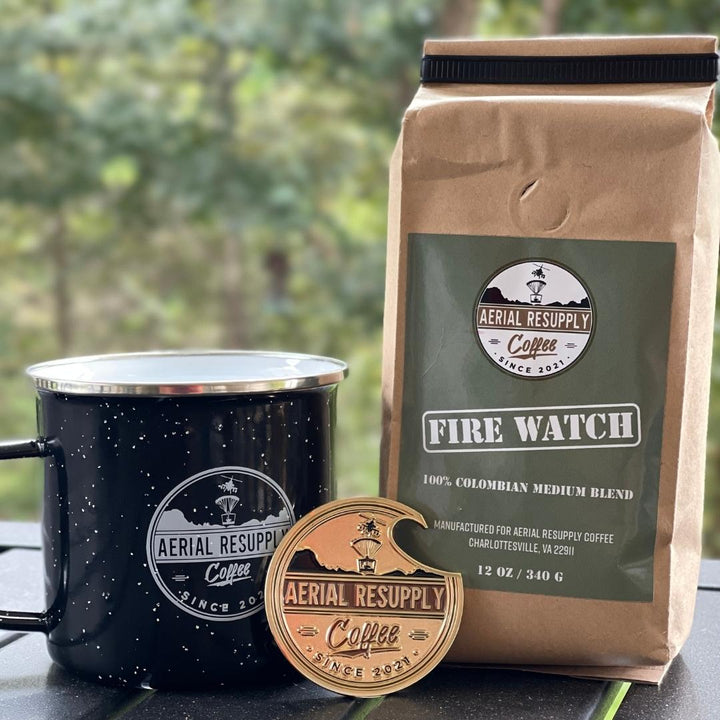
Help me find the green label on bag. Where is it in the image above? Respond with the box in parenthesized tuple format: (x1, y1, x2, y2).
(396, 234, 675, 601)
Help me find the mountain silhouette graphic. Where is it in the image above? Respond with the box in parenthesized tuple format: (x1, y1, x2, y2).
(288, 548, 441, 579)
(480, 286, 590, 309)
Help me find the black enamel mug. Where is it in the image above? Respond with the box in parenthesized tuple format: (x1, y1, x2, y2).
(0, 351, 347, 688)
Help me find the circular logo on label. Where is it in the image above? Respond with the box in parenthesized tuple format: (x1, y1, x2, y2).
(146, 466, 295, 622)
(475, 259, 594, 379)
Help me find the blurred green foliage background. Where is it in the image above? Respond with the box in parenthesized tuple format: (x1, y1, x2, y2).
(2, 0, 720, 555)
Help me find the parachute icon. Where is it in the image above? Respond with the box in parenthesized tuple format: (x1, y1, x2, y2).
(216, 475, 239, 526)
(351, 514, 386, 574)
(527, 264, 548, 304)
(215, 494, 239, 526)
(351, 536, 382, 574)
(526, 278, 546, 304)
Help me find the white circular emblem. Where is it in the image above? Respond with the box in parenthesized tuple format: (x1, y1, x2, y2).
(146, 466, 295, 622)
(475, 259, 594, 379)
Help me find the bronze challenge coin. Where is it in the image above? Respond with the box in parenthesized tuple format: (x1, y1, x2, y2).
(264, 497, 463, 697)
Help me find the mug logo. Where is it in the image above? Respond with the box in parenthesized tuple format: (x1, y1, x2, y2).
(146, 466, 295, 622)
(475, 259, 594, 379)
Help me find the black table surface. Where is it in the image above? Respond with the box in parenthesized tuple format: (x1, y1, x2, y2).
(0, 522, 718, 720)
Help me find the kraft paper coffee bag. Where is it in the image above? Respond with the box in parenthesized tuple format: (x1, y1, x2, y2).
(380, 36, 720, 683)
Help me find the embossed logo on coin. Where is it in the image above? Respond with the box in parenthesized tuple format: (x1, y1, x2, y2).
(475, 259, 594, 378)
(147, 466, 294, 621)
(264, 498, 463, 697)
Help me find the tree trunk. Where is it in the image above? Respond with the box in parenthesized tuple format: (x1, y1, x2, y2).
(391, 0, 479, 113)
(221, 231, 248, 348)
(47, 211, 72, 354)
(43, 1, 72, 354)
(265, 249, 289, 304)
(539, 0, 564, 36)
(210, 38, 250, 347)
(439, 0, 479, 37)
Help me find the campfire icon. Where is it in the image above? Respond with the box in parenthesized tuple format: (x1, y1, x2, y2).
(351, 515, 386, 574)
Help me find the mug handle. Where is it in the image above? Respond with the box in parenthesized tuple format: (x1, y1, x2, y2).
(0, 438, 66, 633)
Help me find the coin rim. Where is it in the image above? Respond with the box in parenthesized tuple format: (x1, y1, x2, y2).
(264, 496, 464, 697)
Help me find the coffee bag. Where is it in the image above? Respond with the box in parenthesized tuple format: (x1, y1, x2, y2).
(380, 36, 720, 683)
